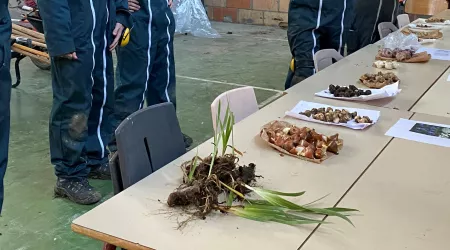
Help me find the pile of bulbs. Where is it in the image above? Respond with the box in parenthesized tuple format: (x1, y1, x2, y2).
(373, 60, 400, 70)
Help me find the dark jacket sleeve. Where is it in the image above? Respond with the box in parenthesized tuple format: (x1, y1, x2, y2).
(115, 0, 133, 28)
(38, 0, 75, 57)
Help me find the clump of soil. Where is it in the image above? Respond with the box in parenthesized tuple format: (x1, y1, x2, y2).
(167, 154, 256, 217)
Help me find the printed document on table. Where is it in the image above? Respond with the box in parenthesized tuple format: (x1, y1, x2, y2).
(416, 48, 450, 61)
(386, 118, 450, 147)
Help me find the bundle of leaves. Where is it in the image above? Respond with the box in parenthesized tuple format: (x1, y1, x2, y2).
(167, 103, 358, 226)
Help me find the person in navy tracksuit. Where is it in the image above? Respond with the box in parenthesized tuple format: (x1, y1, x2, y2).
(39, 0, 131, 204)
(347, 0, 400, 55)
(284, 0, 353, 89)
(109, 0, 193, 152)
(0, 0, 12, 214)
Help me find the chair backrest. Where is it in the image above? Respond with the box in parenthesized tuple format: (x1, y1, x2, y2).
(397, 14, 411, 28)
(211, 86, 259, 131)
(115, 103, 186, 190)
(109, 152, 123, 195)
(313, 49, 344, 72)
(378, 22, 399, 39)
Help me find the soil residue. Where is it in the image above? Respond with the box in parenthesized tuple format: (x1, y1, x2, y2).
(167, 154, 256, 217)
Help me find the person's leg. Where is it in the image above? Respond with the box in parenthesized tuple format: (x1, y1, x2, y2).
(146, 8, 192, 148)
(347, 0, 381, 54)
(320, 0, 353, 55)
(285, 0, 321, 89)
(0, 16, 12, 214)
(146, 10, 176, 108)
(50, 51, 102, 204)
(108, 18, 152, 153)
(85, 3, 116, 175)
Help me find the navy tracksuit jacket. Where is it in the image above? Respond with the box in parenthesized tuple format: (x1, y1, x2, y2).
(110, 0, 175, 151)
(348, 0, 399, 54)
(39, 0, 131, 180)
(0, 0, 11, 214)
(285, 0, 353, 89)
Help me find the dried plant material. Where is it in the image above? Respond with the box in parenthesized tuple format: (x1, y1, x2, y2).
(300, 107, 360, 124)
(355, 116, 372, 124)
(376, 48, 431, 63)
(329, 84, 371, 97)
(401, 27, 443, 39)
(426, 17, 447, 23)
(260, 120, 344, 163)
(359, 72, 399, 89)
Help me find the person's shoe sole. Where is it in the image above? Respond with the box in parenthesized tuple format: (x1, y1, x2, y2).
(54, 186, 101, 205)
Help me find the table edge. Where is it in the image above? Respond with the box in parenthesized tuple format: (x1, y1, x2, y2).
(71, 223, 154, 250)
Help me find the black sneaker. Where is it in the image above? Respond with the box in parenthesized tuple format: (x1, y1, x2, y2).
(54, 178, 102, 205)
(88, 162, 111, 180)
(183, 133, 193, 149)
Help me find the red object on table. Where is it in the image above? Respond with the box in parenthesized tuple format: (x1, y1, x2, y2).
(24, 0, 37, 8)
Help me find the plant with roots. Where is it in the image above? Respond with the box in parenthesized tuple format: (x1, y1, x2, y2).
(167, 102, 358, 226)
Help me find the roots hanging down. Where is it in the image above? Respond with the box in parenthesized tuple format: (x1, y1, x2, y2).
(167, 154, 257, 217)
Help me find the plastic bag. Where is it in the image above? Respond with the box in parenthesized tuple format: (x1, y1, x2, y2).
(171, 0, 221, 38)
(381, 32, 421, 51)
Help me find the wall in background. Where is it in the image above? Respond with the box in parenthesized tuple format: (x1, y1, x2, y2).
(204, 0, 289, 26)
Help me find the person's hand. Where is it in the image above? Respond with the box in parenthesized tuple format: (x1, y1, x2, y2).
(61, 52, 78, 60)
(168, 0, 172, 7)
(128, 0, 140, 12)
(110, 23, 125, 51)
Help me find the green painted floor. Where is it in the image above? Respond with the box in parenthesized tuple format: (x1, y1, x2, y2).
(0, 22, 290, 249)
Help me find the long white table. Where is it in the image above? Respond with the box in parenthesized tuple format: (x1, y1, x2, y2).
(287, 44, 449, 111)
(72, 94, 412, 250)
(300, 113, 450, 250)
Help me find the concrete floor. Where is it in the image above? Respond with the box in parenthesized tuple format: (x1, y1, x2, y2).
(0, 22, 290, 249)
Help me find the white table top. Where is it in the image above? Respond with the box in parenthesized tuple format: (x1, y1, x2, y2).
(72, 94, 412, 250)
(287, 44, 449, 111)
(300, 112, 450, 250)
(411, 66, 450, 117)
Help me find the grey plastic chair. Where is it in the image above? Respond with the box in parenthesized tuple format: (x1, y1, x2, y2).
(114, 102, 186, 190)
(313, 49, 344, 72)
(378, 22, 399, 39)
(397, 14, 411, 28)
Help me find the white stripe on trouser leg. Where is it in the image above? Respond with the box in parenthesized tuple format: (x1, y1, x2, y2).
(141, 0, 153, 109)
(391, 0, 397, 23)
(311, 0, 323, 75)
(338, 0, 347, 53)
(96, 4, 109, 158)
(89, 0, 96, 106)
(164, 13, 171, 103)
(371, 0, 383, 42)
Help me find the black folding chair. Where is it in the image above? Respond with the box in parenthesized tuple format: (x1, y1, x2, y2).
(111, 102, 186, 191)
(105, 103, 186, 250)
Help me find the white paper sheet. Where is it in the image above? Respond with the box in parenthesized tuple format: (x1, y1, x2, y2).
(286, 101, 380, 130)
(315, 82, 401, 101)
(416, 47, 450, 61)
(447, 73, 450, 82)
(385, 119, 450, 147)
